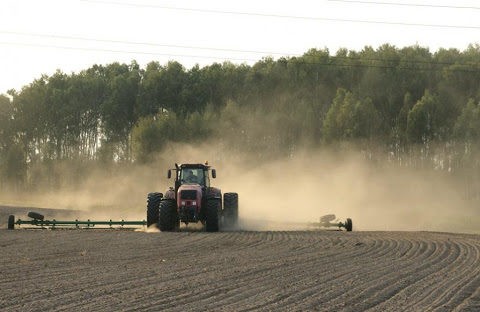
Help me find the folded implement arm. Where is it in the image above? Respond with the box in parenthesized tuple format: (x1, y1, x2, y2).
(309, 214, 353, 231)
(7, 212, 146, 230)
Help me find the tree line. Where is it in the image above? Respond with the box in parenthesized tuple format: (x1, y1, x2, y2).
(1, 44, 480, 194)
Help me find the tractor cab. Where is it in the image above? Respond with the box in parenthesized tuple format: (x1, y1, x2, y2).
(180, 167, 206, 186)
(168, 163, 216, 193)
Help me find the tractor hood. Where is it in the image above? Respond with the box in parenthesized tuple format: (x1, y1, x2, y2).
(177, 184, 203, 207)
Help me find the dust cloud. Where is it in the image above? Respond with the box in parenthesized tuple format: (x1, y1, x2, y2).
(1, 143, 478, 234)
(218, 150, 479, 233)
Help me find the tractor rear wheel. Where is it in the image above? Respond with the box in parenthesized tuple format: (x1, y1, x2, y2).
(223, 192, 238, 228)
(8, 215, 15, 230)
(206, 199, 220, 232)
(147, 192, 163, 227)
(345, 218, 353, 232)
(158, 199, 178, 232)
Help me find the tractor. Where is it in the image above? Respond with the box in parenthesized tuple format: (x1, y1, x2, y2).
(146, 163, 238, 232)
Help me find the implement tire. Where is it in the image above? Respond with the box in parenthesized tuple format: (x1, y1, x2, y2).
(158, 199, 178, 232)
(146, 192, 163, 227)
(206, 199, 220, 232)
(345, 218, 353, 232)
(28, 211, 44, 220)
(223, 192, 238, 228)
(8, 215, 15, 230)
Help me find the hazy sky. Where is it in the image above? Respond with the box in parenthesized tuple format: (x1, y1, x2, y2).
(0, 0, 479, 94)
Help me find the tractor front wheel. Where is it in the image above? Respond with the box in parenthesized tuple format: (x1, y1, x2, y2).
(158, 199, 178, 232)
(206, 200, 220, 232)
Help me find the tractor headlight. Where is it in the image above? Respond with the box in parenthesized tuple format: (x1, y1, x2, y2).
(181, 201, 186, 206)
(192, 201, 197, 206)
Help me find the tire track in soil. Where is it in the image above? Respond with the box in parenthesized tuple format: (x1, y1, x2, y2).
(249, 236, 419, 310)
(1, 232, 286, 310)
(338, 238, 447, 309)
(0, 232, 204, 309)
(1, 230, 480, 311)
(0, 232, 394, 310)
(273, 235, 447, 310)
(348, 239, 458, 311)
(64, 233, 369, 311)
(252, 235, 424, 311)
(148, 234, 394, 310)
(255, 240, 396, 304)
(59, 233, 300, 308)
(451, 239, 480, 311)
(393, 240, 465, 311)
(327, 238, 450, 311)
(131, 233, 313, 308)
(323, 235, 478, 312)
(422, 240, 480, 311)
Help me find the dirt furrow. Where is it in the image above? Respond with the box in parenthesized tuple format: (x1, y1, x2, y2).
(215, 236, 400, 309)
(115, 233, 372, 305)
(394, 240, 468, 310)
(425, 240, 480, 311)
(1, 230, 479, 311)
(337, 238, 456, 310)
(296, 237, 442, 310)
(363, 237, 479, 311)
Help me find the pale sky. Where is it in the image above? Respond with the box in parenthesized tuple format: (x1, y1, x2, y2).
(1, 0, 479, 94)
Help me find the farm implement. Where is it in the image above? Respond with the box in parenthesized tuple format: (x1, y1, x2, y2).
(7, 212, 146, 230)
(309, 214, 353, 231)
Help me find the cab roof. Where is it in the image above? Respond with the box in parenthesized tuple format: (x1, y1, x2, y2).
(177, 163, 210, 169)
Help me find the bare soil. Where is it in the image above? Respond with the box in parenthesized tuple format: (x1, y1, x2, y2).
(1, 207, 479, 311)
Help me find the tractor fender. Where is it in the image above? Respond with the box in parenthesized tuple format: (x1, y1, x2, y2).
(206, 187, 222, 200)
(206, 196, 221, 201)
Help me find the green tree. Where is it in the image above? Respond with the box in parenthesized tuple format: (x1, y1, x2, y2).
(454, 99, 480, 142)
(406, 90, 437, 144)
(1, 143, 27, 189)
(0, 95, 13, 150)
(323, 88, 380, 142)
(101, 61, 141, 160)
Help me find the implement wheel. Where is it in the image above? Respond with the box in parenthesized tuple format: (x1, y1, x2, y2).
(345, 218, 353, 232)
(8, 215, 15, 230)
(28, 211, 44, 220)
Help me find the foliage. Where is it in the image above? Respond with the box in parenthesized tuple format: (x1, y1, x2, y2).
(1, 44, 480, 188)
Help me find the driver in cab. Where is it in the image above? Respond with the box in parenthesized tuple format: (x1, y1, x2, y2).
(185, 170, 198, 183)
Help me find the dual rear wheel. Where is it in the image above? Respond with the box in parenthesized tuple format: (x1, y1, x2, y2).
(205, 192, 239, 232)
(223, 192, 239, 228)
(146, 192, 163, 227)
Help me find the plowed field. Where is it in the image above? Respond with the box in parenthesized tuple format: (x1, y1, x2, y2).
(1, 223, 479, 311)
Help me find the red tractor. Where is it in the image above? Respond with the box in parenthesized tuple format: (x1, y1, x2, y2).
(146, 163, 238, 232)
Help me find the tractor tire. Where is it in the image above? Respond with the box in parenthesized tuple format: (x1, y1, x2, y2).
(146, 192, 163, 227)
(206, 199, 220, 232)
(8, 215, 15, 230)
(223, 192, 238, 228)
(158, 199, 178, 232)
(28, 211, 44, 220)
(345, 218, 353, 232)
